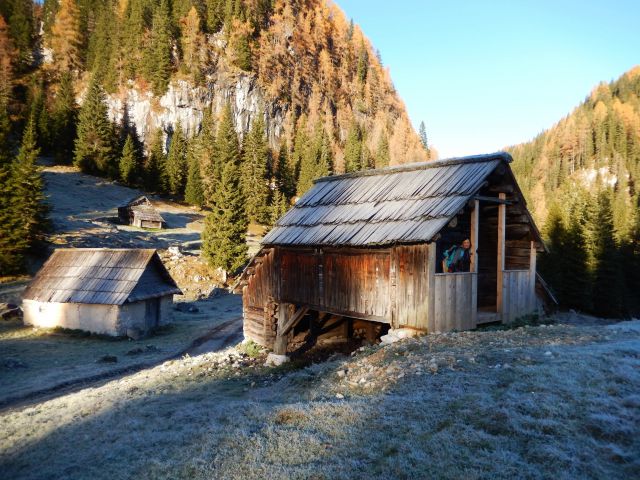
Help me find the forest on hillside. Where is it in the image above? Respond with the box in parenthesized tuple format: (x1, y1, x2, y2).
(509, 67, 640, 318)
(0, 0, 430, 276)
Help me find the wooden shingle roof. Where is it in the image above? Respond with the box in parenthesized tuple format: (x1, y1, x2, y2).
(263, 152, 513, 247)
(23, 249, 181, 305)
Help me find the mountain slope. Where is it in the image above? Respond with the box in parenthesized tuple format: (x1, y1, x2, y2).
(41, 0, 428, 170)
(508, 67, 640, 316)
(509, 66, 640, 228)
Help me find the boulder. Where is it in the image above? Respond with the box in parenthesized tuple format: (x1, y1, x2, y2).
(265, 353, 289, 366)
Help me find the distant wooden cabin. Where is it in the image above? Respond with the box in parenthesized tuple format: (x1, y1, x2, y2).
(237, 152, 548, 355)
(118, 196, 166, 229)
(22, 249, 182, 337)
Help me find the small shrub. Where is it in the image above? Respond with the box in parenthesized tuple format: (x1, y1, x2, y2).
(237, 340, 263, 358)
(273, 407, 307, 426)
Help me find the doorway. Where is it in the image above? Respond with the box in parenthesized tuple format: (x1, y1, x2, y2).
(144, 298, 160, 330)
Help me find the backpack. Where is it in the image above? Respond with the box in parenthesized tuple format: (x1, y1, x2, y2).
(442, 245, 461, 273)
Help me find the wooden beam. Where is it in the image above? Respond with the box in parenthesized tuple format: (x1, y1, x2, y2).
(470, 199, 479, 273)
(281, 305, 309, 336)
(273, 302, 292, 355)
(470, 200, 479, 328)
(529, 240, 537, 312)
(497, 193, 506, 320)
(426, 242, 436, 333)
(473, 195, 514, 205)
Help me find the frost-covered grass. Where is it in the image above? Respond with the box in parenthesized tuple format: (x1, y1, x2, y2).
(0, 320, 638, 480)
(0, 294, 241, 405)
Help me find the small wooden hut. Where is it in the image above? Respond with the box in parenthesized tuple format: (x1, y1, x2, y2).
(118, 196, 165, 229)
(22, 249, 182, 337)
(237, 152, 548, 356)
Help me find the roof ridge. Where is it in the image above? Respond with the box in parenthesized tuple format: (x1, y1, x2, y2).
(314, 152, 512, 184)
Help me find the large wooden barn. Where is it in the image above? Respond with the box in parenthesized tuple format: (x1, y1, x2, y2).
(22, 248, 181, 337)
(237, 152, 547, 356)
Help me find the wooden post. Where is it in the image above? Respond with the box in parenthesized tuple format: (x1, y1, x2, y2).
(529, 241, 537, 312)
(470, 199, 479, 273)
(426, 243, 436, 333)
(273, 302, 291, 355)
(470, 199, 479, 328)
(497, 193, 506, 321)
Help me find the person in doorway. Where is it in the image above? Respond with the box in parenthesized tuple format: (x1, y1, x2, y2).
(442, 238, 471, 272)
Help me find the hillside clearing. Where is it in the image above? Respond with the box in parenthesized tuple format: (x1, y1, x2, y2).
(0, 294, 242, 408)
(1, 319, 638, 479)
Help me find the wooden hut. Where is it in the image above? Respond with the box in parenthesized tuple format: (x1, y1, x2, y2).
(22, 249, 182, 337)
(237, 152, 548, 356)
(118, 196, 166, 229)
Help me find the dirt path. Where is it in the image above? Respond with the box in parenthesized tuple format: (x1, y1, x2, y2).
(0, 316, 243, 414)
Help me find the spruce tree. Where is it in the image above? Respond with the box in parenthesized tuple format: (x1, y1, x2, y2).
(212, 103, 240, 189)
(376, 134, 390, 168)
(297, 125, 331, 196)
(184, 140, 204, 206)
(10, 115, 47, 267)
(269, 188, 288, 226)
(591, 191, 626, 317)
(144, 128, 167, 192)
(74, 78, 117, 178)
(7, 0, 34, 70)
(344, 121, 363, 172)
(119, 134, 138, 185)
(202, 158, 248, 274)
(51, 72, 77, 164)
(419, 121, 428, 150)
(145, 0, 172, 96)
(274, 141, 295, 199)
(165, 121, 187, 196)
(240, 114, 270, 223)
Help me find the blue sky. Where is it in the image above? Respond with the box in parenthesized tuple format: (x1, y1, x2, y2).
(337, 0, 640, 158)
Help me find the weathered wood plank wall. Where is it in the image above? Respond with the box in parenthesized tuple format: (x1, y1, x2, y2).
(394, 244, 429, 330)
(323, 249, 390, 321)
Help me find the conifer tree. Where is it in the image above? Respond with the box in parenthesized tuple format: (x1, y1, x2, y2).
(297, 125, 331, 196)
(212, 103, 240, 188)
(269, 188, 288, 226)
(180, 6, 203, 76)
(375, 134, 390, 168)
(241, 115, 270, 223)
(0, 14, 16, 107)
(184, 141, 204, 206)
(206, 0, 225, 32)
(202, 158, 248, 274)
(144, 128, 167, 192)
(591, 191, 626, 317)
(344, 121, 363, 172)
(7, 0, 34, 70)
(9, 115, 47, 269)
(274, 141, 295, 199)
(419, 121, 428, 149)
(165, 121, 188, 196)
(74, 78, 117, 177)
(145, 0, 172, 96)
(50, 0, 83, 74)
(119, 134, 138, 184)
(51, 72, 77, 164)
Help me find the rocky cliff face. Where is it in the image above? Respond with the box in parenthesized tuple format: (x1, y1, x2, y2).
(104, 73, 284, 151)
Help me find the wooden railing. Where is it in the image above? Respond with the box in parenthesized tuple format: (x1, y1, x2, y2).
(432, 272, 476, 332)
(501, 269, 536, 323)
